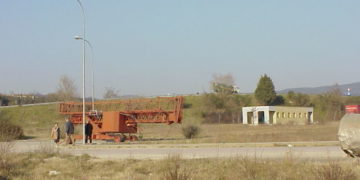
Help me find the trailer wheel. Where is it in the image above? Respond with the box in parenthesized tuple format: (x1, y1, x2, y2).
(120, 134, 126, 142)
(130, 135, 138, 141)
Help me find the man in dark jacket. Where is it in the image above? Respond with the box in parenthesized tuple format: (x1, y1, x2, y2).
(85, 120, 93, 144)
(65, 118, 74, 145)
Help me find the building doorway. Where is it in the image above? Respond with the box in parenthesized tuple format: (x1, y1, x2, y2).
(258, 111, 265, 124)
(308, 112, 313, 124)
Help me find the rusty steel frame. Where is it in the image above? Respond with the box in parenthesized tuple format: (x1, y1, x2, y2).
(59, 96, 183, 142)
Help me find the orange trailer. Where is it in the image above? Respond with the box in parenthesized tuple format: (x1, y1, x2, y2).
(59, 96, 183, 142)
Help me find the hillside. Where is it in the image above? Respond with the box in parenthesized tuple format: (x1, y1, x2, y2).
(0, 96, 204, 139)
(277, 82, 360, 96)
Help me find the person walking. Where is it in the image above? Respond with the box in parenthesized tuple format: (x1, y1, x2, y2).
(65, 118, 75, 145)
(85, 120, 93, 144)
(50, 123, 60, 144)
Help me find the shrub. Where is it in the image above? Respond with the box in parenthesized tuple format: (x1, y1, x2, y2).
(0, 121, 24, 141)
(182, 102, 192, 109)
(181, 125, 200, 139)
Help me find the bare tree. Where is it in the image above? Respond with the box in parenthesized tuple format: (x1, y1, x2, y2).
(211, 73, 235, 87)
(314, 85, 344, 121)
(56, 75, 78, 101)
(203, 73, 243, 123)
(103, 87, 120, 99)
(210, 73, 238, 95)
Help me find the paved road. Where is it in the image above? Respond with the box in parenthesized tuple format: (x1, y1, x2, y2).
(8, 140, 346, 160)
(0, 102, 59, 108)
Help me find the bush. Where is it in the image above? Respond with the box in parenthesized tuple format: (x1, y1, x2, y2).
(0, 120, 24, 141)
(182, 125, 200, 139)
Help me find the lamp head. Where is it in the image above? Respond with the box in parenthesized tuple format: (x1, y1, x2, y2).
(74, 35, 83, 40)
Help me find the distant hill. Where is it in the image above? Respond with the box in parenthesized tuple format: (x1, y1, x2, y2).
(277, 82, 360, 96)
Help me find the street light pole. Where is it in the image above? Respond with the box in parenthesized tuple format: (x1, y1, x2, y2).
(75, 36, 95, 111)
(76, 0, 86, 144)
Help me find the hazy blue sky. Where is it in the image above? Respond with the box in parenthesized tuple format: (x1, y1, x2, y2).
(1, 0, 359, 97)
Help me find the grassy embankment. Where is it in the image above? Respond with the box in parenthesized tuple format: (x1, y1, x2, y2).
(0, 104, 63, 139)
(0, 96, 340, 143)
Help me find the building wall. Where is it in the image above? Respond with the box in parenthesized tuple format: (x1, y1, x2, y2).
(242, 106, 271, 125)
(242, 106, 313, 125)
(272, 106, 313, 125)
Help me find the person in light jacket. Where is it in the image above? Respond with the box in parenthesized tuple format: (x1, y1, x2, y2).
(50, 123, 60, 144)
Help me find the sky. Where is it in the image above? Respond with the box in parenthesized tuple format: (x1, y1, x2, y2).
(1, 0, 359, 97)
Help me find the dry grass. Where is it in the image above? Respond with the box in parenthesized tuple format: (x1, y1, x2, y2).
(315, 161, 357, 180)
(138, 121, 339, 144)
(33, 142, 60, 155)
(1, 152, 359, 180)
(0, 102, 340, 145)
(0, 141, 16, 179)
(160, 155, 192, 180)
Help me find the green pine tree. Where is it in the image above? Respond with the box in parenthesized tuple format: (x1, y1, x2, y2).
(254, 74, 277, 105)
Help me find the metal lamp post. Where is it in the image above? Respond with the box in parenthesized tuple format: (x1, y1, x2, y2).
(75, 0, 86, 144)
(74, 36, 95, 111)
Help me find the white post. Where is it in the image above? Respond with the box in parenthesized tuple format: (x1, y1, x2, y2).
(253, 109, 258, 125)
(76, 0, 86, 144)
(242, 108, 248, 124)
(74, 37, 95, 111)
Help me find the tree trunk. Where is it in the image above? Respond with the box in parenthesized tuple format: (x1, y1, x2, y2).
(232, 113, 235, 124)
(218, 113, 221, 124)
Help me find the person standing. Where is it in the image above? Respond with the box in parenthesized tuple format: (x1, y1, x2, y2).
(85, 120, 93, 144)
(65, 118, 75, 145)
(50, 123, 60, 144)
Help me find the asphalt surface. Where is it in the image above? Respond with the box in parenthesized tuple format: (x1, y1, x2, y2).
(0, 102, 59, 108)
(8, 140, 347, 160)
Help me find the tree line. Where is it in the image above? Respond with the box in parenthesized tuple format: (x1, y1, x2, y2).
(1, 74, 359, 124)
(200, 73, 360, 123)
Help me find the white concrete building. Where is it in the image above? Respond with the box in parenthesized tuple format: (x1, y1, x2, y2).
(242, 106, 313, 125)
